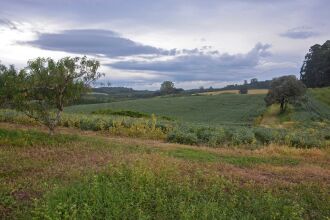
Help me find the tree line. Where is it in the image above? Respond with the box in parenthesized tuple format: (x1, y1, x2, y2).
(300, 40, 330, 88)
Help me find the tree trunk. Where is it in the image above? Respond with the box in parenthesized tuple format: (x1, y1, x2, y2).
(280, 98, 285, 113)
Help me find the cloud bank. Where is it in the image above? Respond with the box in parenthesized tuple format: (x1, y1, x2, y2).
(23, 29, 173, 57)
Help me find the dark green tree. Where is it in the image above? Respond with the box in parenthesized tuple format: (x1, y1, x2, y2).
(8, 56, 103, 134)
(0, 63, 23, 108)
(265, 75, 306, 113)
(160, 81, 175, 94)
(300, 40, 330, 88)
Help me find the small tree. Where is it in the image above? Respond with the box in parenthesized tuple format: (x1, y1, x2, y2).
(13, 56, 103, 134)
(160, 81, 175, 94)
(265, 75, 306, 113)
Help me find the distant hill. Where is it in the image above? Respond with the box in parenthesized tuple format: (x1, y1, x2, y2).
(74, 79, 272, 105)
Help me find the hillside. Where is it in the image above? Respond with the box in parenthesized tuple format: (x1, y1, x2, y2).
(309, 87, 330, 107)
(66, 94, 266, 125)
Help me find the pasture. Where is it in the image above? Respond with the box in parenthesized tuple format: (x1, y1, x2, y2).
(66, 94, 266, 126)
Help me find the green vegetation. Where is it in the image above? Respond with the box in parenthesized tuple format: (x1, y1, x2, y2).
(1, 75, 330, 219)
(66, 94, 266, 126)
(0, 128, 329, 219)
(167, 148, 300, 167)
(34, 165, 309, 220)
(300, 40, 330, 88)
(0, 56, 102, 134)
(309, 87, 330, 107)
(2, 86, 330, 148)
(0, 128, 80, 147)
(265, 75, 306, 113)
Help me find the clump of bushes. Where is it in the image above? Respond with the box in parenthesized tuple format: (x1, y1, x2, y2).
(253, 127, 275, 144)
(92, 109, 150, 118)
(0, 109, 328, 148)
(92, 108, 174, 121)
(285, 132, 324, 148)
(167, 129, 198, 145)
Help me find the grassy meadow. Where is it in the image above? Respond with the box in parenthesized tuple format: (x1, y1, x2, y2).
(66, 93, 266, 126)
(1, 88, 330, 219)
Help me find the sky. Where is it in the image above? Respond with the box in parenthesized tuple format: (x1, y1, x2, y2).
(0, 0, 329, 90)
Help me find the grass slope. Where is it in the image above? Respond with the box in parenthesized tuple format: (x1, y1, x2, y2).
(66, 94, 266, 125)
(309, 87, 330, 107)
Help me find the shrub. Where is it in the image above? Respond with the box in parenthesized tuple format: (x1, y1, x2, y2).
(167, 128, 198, 145)
(285, 132, 323, 148)
(195, 127, 226, 147)
(254, 127, 275, 144)
(227, 127, 256, 145)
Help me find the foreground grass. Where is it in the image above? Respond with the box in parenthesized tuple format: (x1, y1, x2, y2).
(0, 124, 329, 219)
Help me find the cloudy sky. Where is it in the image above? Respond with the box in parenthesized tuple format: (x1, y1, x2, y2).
(0, 0, 329, 90)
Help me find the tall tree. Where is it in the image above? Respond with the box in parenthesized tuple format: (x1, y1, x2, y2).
(265, 75, 306, 113)
(160, 81, 175, 94)
(13, 56, 103, 134)
(300, 40, 330, 88)
(0, 63, 23, 108)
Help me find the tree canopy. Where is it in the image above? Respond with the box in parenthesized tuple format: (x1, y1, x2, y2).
(160, 81, 175, 94)
(300, 40, 330, 88)
(0, 63, 21, 108)
(1, 56, 103, 134)
(265, 75, 306, 113)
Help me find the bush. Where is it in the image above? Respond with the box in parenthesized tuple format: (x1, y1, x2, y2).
(196, 127, 226, 147)
(227, 127, 256, 145)
(285, 132, 324, 148)
(254, 127, 275, 144)
(167, 128, 198, 145)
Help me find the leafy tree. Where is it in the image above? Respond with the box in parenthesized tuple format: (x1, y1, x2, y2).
(160, 81, 175, 94)
(265, 75, 306, 113)
(13, 56, 103, 134)
(300, 40, 330, 88)
(0, 63, 21, 108)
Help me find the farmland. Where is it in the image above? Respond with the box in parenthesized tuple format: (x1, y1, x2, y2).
(0, 123, 329, 219)
(66, 94, 266, 126)
(1, 88, 330, 219)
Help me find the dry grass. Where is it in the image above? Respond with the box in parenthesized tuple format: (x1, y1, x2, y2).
(248, 89, 269, 94)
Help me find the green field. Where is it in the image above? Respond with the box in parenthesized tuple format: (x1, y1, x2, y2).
(1, 89, 330, 219)
(66, 94, 266, 125)
(0, 125, 329, 219)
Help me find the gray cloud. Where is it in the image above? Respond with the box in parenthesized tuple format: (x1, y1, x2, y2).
(280, 27, 320, 39)
(0, 18, 17, 30)
(22, 29, 172, 57)
(110, 43, 273, 81)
